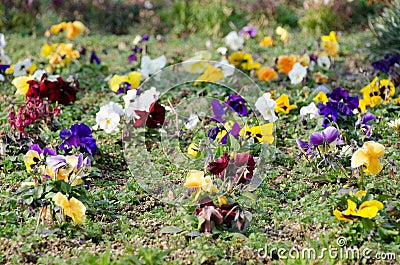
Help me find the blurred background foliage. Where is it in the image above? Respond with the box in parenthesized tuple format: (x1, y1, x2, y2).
(0, 0, 393, 39)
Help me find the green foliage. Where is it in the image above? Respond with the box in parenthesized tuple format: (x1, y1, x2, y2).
(0, 0, 40, 35)
(299, 4, 341, 34)
(158, 0, 247, 37)
(275, 4, 299, 28)
(49, 0, 140, 35)
(369, 0, 400, 58)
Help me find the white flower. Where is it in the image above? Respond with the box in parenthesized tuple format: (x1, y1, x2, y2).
(255, 93, 278, 122)
(182, 51, 211, 73)
(94, 102, 123, 133)
(216, 47, 228, 55)
(185, 114, 199, 130)
(317, 56, 331, 69)
(340, 145, 353, 157)
(13, 59, 34, 77)
(0, 74, 4, 82)
(215, 59, 235, 77)
(0, 33, 6, 48)
(94, 108, 121, 134)
(288, 62, 307, 85)
(125, 87, 160, 118)
(123, 89, 138, 109)
(140, 55, 167, 78)
(225, 31, 244, 51)
(300, 102, 319, 119)
(388, 118, 400, 131)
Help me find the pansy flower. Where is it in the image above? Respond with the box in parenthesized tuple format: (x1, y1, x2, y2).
(194, 64, 224, 86)
(334, 199, 384, 222)
(288, 62, 307, 85)
(59, 123, 97, 155)
(321, 31, 339, 58)
(239, 123, 274, 144)
(351, 141, 385, 176)
(355, 112, 376, 137)
(274, 94, 297, 114)
(53, 192, 86, 223)
(276, 55, 298, 75)
(140, 55, 167, 78)
(208, 152, 230, 175)
(259, 36, 274, 47)
(371, 55, 398, 73)
(225, 94, 248, 116)
(257, 66, 278, 82)
(255, 93, 278, 122)
(225, 31, 244, 51)
(239, 26, 257, 38)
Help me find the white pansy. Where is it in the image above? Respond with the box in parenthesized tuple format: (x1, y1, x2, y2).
(93, 102, 124, 133)
(215, 59, 235, 77)
(216, 47, 228, 55)
(255, 92, 278, 122)
(0, 33, 6, 48)
(140, 55, 167, 78)
(125, 87, 160, 118)
(288, 62, 308, 85)
(317, 56, 331, 69)
(185, 114, 199, 130)
(94, 109, 121, 133)
(300, 102, 319, 119)
(225, 31, 244, 51)
(123, 89, 138, 109)
(13, 59, 33, 77)
(0, 74, 4, 82)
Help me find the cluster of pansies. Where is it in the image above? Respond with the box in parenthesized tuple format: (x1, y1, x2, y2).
(19, 123, 96, 224)
(1, 19, 397, 243)
(41, 21, 85, 69)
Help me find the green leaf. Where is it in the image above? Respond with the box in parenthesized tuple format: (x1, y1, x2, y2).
(159, 226, 184, 234)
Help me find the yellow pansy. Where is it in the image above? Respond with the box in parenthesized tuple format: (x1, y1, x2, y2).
(216, 129, 228, 142)
(228, 52, 260, 71)
(353, 190, 367, 200)
(321, 31, 339, 58)
(259, 36, 274, 47)
(183, 170, 206, 189)
(127, 71, 141, 89)
(228, 51, 246, 67)
(203, 176, 218, 193)
(393, 97, 400, 105)
(351, 141, 385, 175)
(109, 74, 129, 92)
(194, 64, 224, 86)
(40, 43, 57, 58)
(23, 150, 41, 172)
(239, 125, 252, 139)
(182, 51, 212, 73)
(313, 91, 329, 104)
(12, 76, 34, 95)
(251, 123, 274, 144)
(274, 94, 297, 114)
(50, 22, 67, 35)
(321, 31, 338, 43)
(361, 77, 395, 105)
(218, 195, 228, 206)
(276, 26, 289, 43)
(334, 199, 383, 222)
(299, 54, 310, 67)
(53, 192, 86, 224)
(356, 200, 384, 218)
(187, 143, 199, 158)
(66, 21, 86, 39)
(333, 209, 354, 222)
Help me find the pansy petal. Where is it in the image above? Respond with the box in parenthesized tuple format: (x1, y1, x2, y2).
(351, 149, 369, 168)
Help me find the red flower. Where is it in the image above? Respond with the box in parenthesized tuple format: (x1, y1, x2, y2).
(26, 76, 77, 105)
(146, 101, 165, 128)
(208, 152, 230, 175)
(234, 152, 255, 184)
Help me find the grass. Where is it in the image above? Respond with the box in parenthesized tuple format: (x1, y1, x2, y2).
(0, 28, 399, 265)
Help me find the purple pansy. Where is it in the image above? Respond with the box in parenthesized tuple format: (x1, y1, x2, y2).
(372, 55, 398, 74)
(59, 123, 97, 155)
(208, 126, 220, 141)
(225, 94, 248, 116)
(29, 144, 57, 156)
(239, 26, 257, 38)
(128, 53, 137, 63)
(309, 126, 340, 146)
(210, 100, 225, 123)
(355, 112, 376, 137)
(89, 51, 101, 64)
